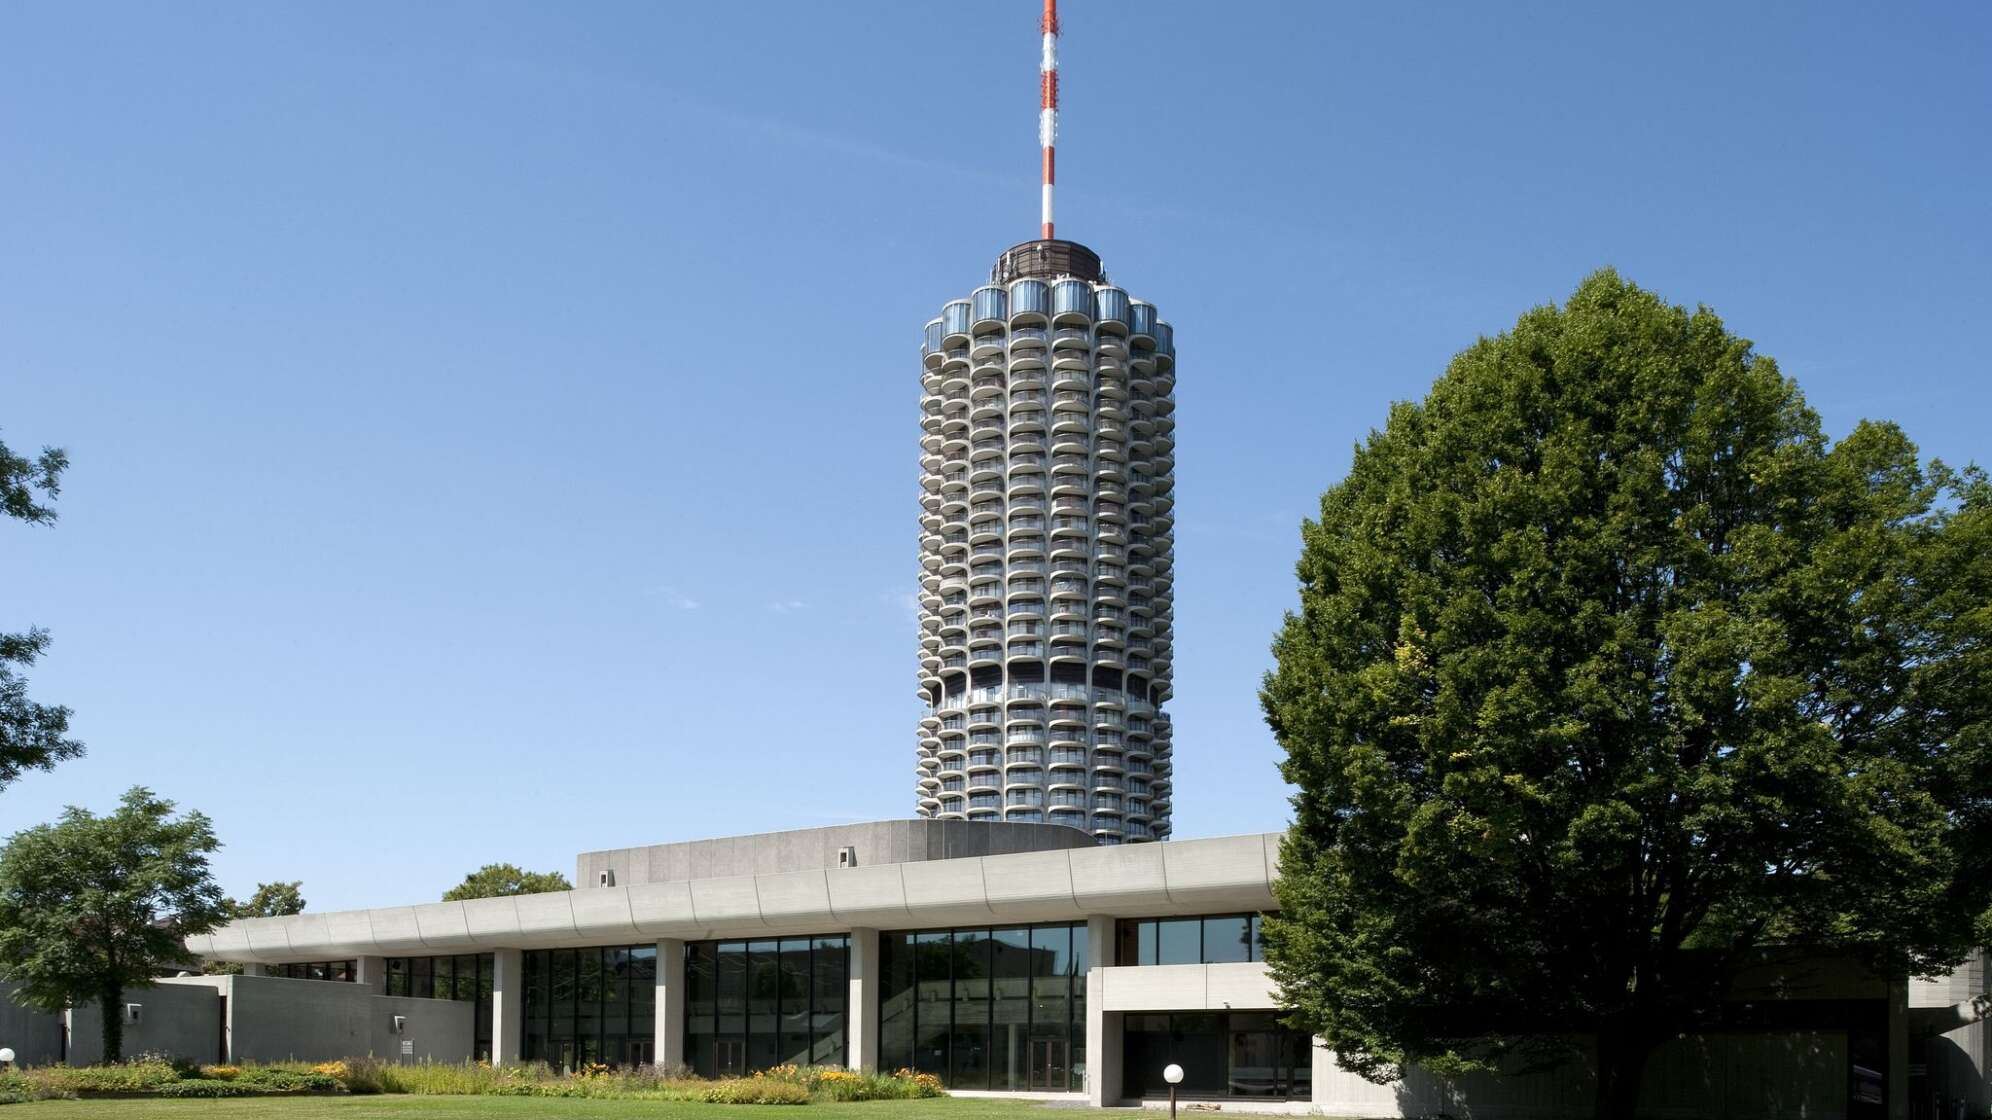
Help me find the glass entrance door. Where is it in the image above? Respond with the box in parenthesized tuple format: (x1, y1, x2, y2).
(1029, 1039, 1069, 1090)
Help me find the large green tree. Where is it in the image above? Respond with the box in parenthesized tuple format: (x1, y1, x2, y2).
(0, 787, 231, 1062)
(1, 432, 82, 791)
(1260, 270, 1992, 1119)
(441, 863, 572, 901)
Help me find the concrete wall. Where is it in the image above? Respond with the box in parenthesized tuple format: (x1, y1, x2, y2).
(1909, 950, 1986, 1008)
(1910, 949, 1989, 1119)
(223, 975, 473, 1064)
(1100, 961, 1275, 1012)
(1305, 1031, 1850, 1120)
(66, 980, 222, 1066)
(576, 819, 1096, 888)
(0, 982, 66, 1066)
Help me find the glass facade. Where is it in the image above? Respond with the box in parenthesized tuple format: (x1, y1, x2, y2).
(684, 936, 849, 1078)
(267, 960, 355, 982)
(521, 945, 658, 1070)
(1123, 1013, 1313, 1100)
(1115, 913, 1271, 967)
(385, 954, 495, 1060)
(878, 923, 1087, 1091)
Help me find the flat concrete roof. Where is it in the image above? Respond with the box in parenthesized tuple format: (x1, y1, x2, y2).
(575, 819, 1098, 888)
(191, 831, 1282, 963)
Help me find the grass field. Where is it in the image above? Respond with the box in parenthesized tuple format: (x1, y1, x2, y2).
(1, 1096, 1089, 1120)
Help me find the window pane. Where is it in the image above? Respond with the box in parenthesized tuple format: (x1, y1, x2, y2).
(1116, 920, 1140, 968)
(716, 942, 746, 1076)
(951, 930, 993, 1089)
(778, 939, 812, 1067)
(687, 943, 717, 1077)
(1029, 926, 1071, 1091)
(880, 934, 916, 1073)
(629, 946, 657, 1016)
(578, 949, 604, 1061)
(913, 932, 951, 1080)
(991, 928, 1032, 1090)
(811, 937, 847, 1068)
(1070, 923, 1088, 1089)
(747, 940, 779, 1072)
(1154, 919, 1201, 966)
(1202, 917, 1251, 965)
(522, 952, 544, 1062)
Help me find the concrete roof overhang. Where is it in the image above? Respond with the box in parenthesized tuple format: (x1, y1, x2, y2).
(190, 832, 1282, 963)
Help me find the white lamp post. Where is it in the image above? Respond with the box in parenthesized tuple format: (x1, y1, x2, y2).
(1163, 1062, 1184, 1120)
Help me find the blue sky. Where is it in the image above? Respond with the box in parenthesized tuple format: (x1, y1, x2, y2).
(3, 2, 1986, 912)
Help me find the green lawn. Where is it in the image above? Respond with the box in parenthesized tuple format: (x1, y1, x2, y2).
(3, 1097, 1091, 1120)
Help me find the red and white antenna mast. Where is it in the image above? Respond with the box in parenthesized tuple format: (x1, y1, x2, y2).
(1039, 0, 1060, 240)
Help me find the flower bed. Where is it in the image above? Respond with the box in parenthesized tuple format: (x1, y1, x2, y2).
(0, 1057, 944, 1106)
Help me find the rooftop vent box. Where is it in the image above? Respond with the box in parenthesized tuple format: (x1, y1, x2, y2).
(837, 846, 857, 869)
(599, 869, 615, 888)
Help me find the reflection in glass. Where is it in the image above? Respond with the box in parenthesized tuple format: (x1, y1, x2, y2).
(681, 935, 851, 1078)
(878, 924, 1086, 1091)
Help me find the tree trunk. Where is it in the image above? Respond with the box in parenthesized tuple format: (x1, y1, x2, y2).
(1593, 1018, 1656, 1120)
(98, 986, 123, 1065)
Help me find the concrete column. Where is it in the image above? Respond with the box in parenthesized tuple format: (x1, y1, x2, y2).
(1311, 1035, 1334, 1108)
(490, 948, 524, 1065)
(1085, 914, 1121, 1106)
(242, 963, 270, 977)
(352, 956, 388, 994)
(847, 927, 880, 1071)
(655, 939, 686, 1071)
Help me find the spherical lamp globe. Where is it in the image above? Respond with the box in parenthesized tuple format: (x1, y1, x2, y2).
(1163, 1063, 1184, 1085)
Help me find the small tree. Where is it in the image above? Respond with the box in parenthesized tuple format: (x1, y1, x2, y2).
(230, 881, 305, 918)
(442, 863, 572, 901)
(1260, 270, 1992, 1119)
(1, 432, 82, 791)
(0, 787, 230, 1062)
(204, 881, 307, 975)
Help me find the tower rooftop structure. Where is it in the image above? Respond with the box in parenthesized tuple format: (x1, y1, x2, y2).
(991, 239, 1105, 285)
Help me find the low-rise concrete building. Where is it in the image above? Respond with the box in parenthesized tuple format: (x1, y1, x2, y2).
(158, 819, 1989, 1119)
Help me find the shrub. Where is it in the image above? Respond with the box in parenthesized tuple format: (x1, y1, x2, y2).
(234, 1068, 340, 1092)
(197, 1064, 242, 1081)
(701, 1078, 811, 1105)
(27, 1059, 182, 1094)
(155, 1078, 263, 1098)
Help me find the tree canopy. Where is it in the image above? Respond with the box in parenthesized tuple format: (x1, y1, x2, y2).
(0, 787, 230, 1062)
(441, 863, 573, 901)
(1, 431, 82, 792)
(1259, 270, 1992, 1118)
(229, 880, 305, 919)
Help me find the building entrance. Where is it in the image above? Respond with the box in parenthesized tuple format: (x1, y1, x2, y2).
(1029, 1038, 1069, 1090)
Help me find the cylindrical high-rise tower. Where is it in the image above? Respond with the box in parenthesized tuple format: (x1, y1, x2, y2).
(914, 241, 1176, 843)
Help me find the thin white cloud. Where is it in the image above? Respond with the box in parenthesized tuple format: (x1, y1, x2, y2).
(766, 600, 808, 613)
(643, 585, 702, 611)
